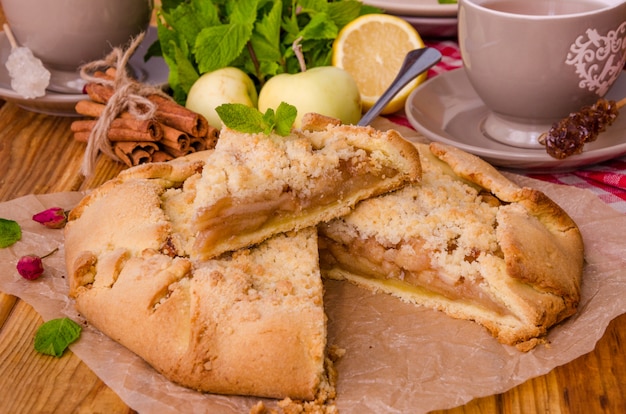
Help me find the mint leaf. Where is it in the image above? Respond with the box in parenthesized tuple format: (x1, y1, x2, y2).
(194, 24, 250, 73)
(246, 0, 283, 81)
(194, 0, 257, 73)
(160, 0, 186, 11)
(262, 108, 277, 134)
(173, 43, 201, 102)
(274, 102, 298, 136)
(250, 1, 282, 58)
(299, 0, 329, 11)
(216, 103, 269, 133)
(298, 12, 338, 41)
(216, 103, 297, 136)
(328, 1, 366, 27)
(229, 0, 260, 26)
(34, 317, 82, 358)
(166, 0, 220, 47)
(0, 218, 21, 248)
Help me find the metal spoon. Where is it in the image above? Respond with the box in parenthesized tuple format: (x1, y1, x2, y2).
(358, 47, 442, 126)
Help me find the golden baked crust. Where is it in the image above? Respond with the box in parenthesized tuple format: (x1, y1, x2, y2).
(319, 142, 584, 351)
(429, 142, 582, 311)
(65, 154, 327, 399)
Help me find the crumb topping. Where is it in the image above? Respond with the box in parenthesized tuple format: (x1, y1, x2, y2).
(326, 154, 501, 282)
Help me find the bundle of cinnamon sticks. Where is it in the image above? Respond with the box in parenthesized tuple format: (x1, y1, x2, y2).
(72, 68, 219, 167)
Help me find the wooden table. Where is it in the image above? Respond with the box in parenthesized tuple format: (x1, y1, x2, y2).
(1, 100, 625, 414)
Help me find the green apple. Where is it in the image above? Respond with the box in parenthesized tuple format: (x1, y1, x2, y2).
(258, 66, 362, 128)
(186, 67, 258, 129)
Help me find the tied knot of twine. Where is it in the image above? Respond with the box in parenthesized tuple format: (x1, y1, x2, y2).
(79, 32, 171, 176)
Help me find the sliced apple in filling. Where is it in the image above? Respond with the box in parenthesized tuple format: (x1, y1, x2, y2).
(318, 142, 583, 351)
(184, 113, 422, 260)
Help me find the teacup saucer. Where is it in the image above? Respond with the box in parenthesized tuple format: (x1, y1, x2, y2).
(0, 26, 169, 117)
(405, 68, 626, 172)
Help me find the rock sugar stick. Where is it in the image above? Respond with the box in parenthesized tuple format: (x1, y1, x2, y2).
(538, 97, 624, 159)
(2, 24, 50, 98)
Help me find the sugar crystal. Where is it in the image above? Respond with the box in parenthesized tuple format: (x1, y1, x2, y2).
(5, 46, 51, 99)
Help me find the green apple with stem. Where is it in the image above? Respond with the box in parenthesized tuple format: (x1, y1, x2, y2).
(258, 39, 362, 128)
(186, 67, 258, 129)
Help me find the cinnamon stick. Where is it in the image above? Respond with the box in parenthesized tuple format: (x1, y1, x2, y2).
(71, 118, 163, 142)
(76, 99, 151, 123)
(84, 83, 113, 104)
(76, 99, 207, 152)
(113, 141, 159, 167)
(88, 68, 212, 137)
(204, 126, 219, 150)
(75, 100, 107, 118)
(149, 94, 210, 138)
(189, 136, 207, 152)
(84, 82, 210, 138)
(160, 124, 190, 152)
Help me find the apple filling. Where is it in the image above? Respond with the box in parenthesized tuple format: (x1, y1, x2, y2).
(318, 229, 512, 316)
(193, 158, 400, 256)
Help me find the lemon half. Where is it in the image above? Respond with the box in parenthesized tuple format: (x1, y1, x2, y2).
(332, 14, 426, 114)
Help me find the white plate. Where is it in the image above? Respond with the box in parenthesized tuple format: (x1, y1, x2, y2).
(0, 26, 169, 117)
(405, 68, 626, 172)
(401, 15, 458, 38)
(363, 0, 458, 17)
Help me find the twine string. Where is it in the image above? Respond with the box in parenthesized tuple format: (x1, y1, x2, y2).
(78, 32, 171, 176)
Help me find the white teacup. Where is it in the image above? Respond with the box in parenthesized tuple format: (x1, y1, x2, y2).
(458, 0, 626, 148)
(1, 0, 153, 93)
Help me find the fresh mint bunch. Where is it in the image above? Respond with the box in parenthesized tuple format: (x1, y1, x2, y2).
(149, 0, 380, 104)
(216, 102, 297, 136)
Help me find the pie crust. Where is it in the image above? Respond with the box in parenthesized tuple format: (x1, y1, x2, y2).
(319, 142, 584, 351)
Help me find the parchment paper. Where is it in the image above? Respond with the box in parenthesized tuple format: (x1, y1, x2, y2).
(1, 129, 625, 413)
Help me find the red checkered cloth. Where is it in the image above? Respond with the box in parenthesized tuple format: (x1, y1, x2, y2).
(394, 40, 626, 213)
(424, 40, 464, 77)
(528, 159, 626, 213)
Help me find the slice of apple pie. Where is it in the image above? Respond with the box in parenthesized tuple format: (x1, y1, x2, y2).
(65, 156, 331, 400)
(180, 113, 421, 260)
(318, 142, 584, 351)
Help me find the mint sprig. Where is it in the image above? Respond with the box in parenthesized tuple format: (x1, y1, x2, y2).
(0, 218, 21, 248)
(216, 102, 297, 136)
(34, 317, 82, 358)
(149, 0, 381, 104)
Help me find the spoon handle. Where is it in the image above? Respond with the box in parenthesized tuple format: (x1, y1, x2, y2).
(357, 47, 442, 126)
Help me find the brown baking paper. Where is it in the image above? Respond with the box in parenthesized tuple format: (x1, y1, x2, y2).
(1, 125, 626, 413)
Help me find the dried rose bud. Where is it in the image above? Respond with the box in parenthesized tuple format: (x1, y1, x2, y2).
(32, 207, 67, 229)
(17, 255, 45, 280)
(16, 248, 58, 281)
